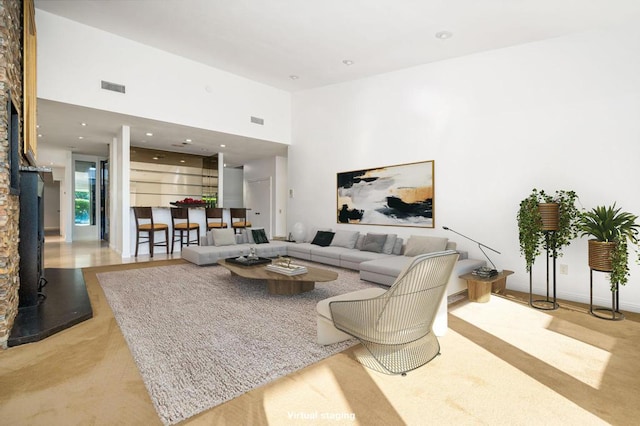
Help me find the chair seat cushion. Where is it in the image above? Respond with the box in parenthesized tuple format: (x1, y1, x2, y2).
(207, 222, 228, 228)
(316, 288, 386, 320)
(139, 223, 168, 231)
(232, 221, 251, 227)
(174, 223, 199, 230)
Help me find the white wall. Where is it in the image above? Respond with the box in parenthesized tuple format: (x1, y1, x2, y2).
(35, 10, 291, 145)
(223, 168, 244, 208)
(275, 156, 288, 237)
(290, 25, 640, 312)
(244, 155, 288, 237)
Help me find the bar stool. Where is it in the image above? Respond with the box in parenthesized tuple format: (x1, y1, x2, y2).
(133, 207, 169, 258)
(230, 208, 251, 234)
(171, 207, 201, 253)
(205, 207, 228, 230)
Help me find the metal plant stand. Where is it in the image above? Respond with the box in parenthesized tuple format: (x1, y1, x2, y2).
(590, 269, 624, 321)
(529, 231, 559, 310)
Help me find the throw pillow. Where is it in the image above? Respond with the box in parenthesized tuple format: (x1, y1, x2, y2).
(392, 238, 403, 255)
(244, 227, 264, 244)
(361, 233, 387, 253)
(330, 230, 360, 249)
(355, 234, 366, 250)
(305, 227, 331, 243)
(311, 231, 335, 247)
(381, 234, 397, 254)
(251, 228, 269, 244)
(211, 228, 237, 247)
(404, 236, 448, 256)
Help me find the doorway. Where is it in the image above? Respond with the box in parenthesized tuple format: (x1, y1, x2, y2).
(72, 155, 107, 241)
(246, 177, 272, 237)
(43, 172, 60, 236)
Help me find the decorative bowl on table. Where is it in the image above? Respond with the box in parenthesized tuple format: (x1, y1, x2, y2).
(170, 197, 208, 207)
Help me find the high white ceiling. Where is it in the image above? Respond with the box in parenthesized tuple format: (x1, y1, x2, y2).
(34, 0, 640, 166)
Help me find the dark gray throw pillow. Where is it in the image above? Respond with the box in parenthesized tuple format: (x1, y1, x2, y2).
(311, 231, 335, 247)
(361, 233, 387, 253)
(251, 228, 269, 244)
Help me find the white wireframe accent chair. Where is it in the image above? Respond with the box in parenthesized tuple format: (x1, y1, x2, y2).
(316, 250, 459, 375)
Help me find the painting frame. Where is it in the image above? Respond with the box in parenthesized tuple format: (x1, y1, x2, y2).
(337, 160, 435, 228)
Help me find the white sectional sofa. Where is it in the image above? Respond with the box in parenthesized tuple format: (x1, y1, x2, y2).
(181, 227, 485, 295)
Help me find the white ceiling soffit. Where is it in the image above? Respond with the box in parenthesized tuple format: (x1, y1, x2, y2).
(34, 0, 640, 91)
(36, 99, 288, 167)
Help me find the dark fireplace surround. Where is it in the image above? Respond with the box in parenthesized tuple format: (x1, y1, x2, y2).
(9, 169, 94, 346)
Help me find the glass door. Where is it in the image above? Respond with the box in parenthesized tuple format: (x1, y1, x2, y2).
(100, 160, 109, 242)
(73, 157, 101, 241)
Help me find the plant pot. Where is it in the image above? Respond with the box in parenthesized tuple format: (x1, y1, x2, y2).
(539, 203, 559, 231)
(588, 240, 615, 272)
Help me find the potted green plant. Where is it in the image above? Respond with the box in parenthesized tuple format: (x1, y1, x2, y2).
(517, 189, 581, 271)
(578, 204, 640, 290)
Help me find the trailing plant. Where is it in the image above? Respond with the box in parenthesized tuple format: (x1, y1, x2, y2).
(517, 189, 581, 272)
(579, 204, 640, 289)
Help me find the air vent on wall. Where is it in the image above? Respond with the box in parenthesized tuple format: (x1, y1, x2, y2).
(250, 116, 264, 125)
(101, 80, 126, 94)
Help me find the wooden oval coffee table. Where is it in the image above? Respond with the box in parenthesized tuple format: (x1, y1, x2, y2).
(217, 259, 338, 295)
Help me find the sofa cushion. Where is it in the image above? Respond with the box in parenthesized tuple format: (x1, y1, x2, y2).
(361, 233, 387, 253)
(286, 242, 314, 259)
(404, 236, 448, 256)
(330, 230, 360, 249)
(251, 228, 269, 244)
(340, 249, 394, 264)
(206, 231, 214, 246)
(381, 234, 397, 254)
(311, 231, 335, 247)
(310, 246, 351, 259)
(360, 255, 411, 277)
(212, 228, 237, 246)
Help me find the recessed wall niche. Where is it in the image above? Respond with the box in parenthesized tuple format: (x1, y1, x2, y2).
(129, 147, 218, 206)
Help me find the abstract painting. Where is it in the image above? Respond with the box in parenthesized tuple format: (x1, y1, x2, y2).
(337, 160, 434, 227)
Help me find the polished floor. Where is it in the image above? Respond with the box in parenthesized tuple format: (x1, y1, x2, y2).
(43, 234, 182, 269)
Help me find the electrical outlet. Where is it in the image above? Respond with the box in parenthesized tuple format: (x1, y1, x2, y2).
(559, 264, 568, 275)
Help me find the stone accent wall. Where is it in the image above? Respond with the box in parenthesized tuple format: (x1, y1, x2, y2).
(0, 0, 24, 349)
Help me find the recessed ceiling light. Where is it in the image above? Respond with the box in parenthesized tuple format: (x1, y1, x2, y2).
(342, 59, 354, 66)
(36, 124, 40, 128)
(185, 138, 192, 143)
(38, 134, 42, 137)
(152, 156, 159, 160)
(146, 132, 153, 136)
(78, 136, 84, 139)
(81, 122, 87, 126)
(435, 31, 453, 40)
(220, 144, 226, 148)
(223, 163, 227, 168)
(180, 159, 186, 163)
(289, 75, 299, 80)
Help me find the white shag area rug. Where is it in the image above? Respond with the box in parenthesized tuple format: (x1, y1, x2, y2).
(97, 261, 379, 425)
